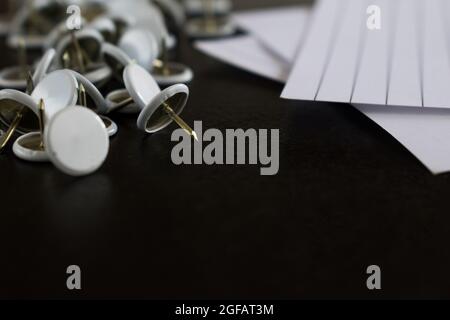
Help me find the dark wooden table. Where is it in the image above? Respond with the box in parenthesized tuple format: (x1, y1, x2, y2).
(1, 0, 450, 299)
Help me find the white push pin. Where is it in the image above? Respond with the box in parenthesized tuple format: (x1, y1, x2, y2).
(152, 38, 194, 86)
(55, 28, 111, 88)
(184, 0, 232, 16)
(124, 63, 197, 139)
(70, 71, 118, 137)
(1, 69, 78, 156)
(44, 106, 109, 177)
(13, 98, 48, 162)
(10, 69, 79, 161)
(185, 0, 236, 38)
(119, 28, 193, 85)
(0, 87, 39, 153)
(31, 70, 79, 123)
(119, 28, 160, 71)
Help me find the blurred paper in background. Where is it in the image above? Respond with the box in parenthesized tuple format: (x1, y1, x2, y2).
(196, 3, 450, 174)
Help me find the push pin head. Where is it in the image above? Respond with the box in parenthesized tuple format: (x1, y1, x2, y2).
(31, 70, 78, 123)
(124, 64, 196, 139)
(44, 106, 109, 176)
(184, 0, 232, 16)
(6, 0, 66, 50)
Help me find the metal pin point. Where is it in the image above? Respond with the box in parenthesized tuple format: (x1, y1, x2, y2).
(162, 102, 198, 141)
(63, 51, 71, 69)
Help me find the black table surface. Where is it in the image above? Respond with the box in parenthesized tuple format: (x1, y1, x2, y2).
(1, 0, 450, 300)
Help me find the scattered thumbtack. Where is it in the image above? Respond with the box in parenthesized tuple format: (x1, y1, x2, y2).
(56, 29, 111, 88)
(70, 71, 118, 137)
(6, 0, 55, 50)
(184, 0, 232, 16)
(8, 69, 79, 157)
(44, 106, 110, 177)
(118, 29, 193, 85)
(123, 63, 197, 140)
(119, 28, 160, 71)
(152, 38, 194, 86)
(12, 98, 48, 162)
(31, 70, 78, 122)
(185, 0, 236, 38)
(0, 37, 29, 90)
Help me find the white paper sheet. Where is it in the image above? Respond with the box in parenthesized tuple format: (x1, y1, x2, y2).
(195, 6, 450, 174)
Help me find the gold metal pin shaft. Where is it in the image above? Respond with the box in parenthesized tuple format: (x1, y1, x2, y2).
(163, 102, 198, 141)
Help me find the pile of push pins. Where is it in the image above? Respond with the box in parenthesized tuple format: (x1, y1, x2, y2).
(0, 0, 236, 177)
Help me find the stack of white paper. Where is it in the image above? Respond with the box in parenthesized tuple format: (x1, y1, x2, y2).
(282, 0, 450, 109)
(195, 2, 450, 175)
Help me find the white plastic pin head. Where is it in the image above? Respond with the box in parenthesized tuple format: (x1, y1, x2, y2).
(44, 106, 109, 177)
(31, 70, 78, 123)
